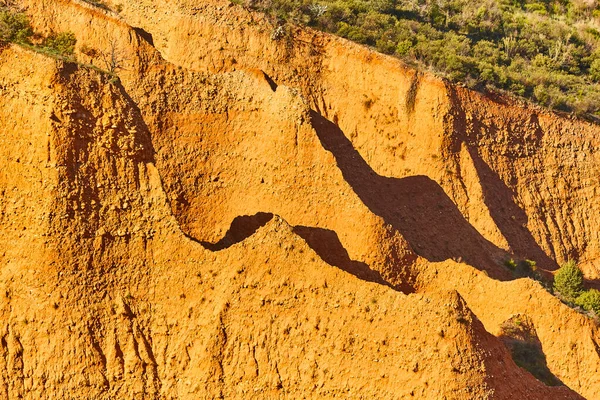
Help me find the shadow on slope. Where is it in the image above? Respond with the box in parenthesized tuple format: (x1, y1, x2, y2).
(498, 315, 573, 390)
(293, 226, 397, 290)
(467, 147, 558, 271)
(445, 86, 557, 270)
(200, 212, 274, 251)
(198, 212, 403, 290)
(310, 110, 512, 280)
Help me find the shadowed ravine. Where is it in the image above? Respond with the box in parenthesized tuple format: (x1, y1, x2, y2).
(466, 146, 558, 270)
(310, 110, 513, 280)
(446, 86, 558, 270)
(196, 111, 522, 282)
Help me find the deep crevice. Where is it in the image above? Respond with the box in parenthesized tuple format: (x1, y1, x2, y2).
(133, 27, 154, 47)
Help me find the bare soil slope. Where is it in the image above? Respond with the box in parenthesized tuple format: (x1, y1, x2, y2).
(0, 0, 599, 398)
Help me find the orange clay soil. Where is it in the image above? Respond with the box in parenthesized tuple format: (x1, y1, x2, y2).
(0, 0, 598, 398)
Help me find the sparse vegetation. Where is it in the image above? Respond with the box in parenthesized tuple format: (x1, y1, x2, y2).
(499, 315, 563, 386)
(241, 0, 600, 119)
(576, 288, 600, 315)
(503, 257, 551, 290)
(0, 6, 75, 58)
(81, 0, 111, 11)
(42, 32, 77, 58)
(515, 259, 539, 278)
(553, 260, 584, 302)
(0, 5, 32, 43)
(0, 5, 122, 81)
(501, 257, 600, 320)
(504, 258, 517, 270)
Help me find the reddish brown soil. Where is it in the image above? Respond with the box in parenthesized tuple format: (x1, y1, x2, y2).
(0, 0, 599, 398)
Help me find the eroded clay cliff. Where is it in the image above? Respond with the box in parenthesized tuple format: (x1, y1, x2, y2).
(0, 0, 599, 398)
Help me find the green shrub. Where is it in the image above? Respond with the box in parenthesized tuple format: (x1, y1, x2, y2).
(43, 32, 77, 57)
(576, 289, 600, 315)
(553, 260, 584, 302)
(0, 8, 79, 64)
(241, 0, 600, 118)
(0, 8, 32, 43)
(516, 259, 537, 277)
(590, 58, 600, 82)
(504, 258, 517, 270)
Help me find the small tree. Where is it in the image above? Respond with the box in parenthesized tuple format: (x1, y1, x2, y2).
(576, 289, 600, 315)
(43, 32, 77, 56)
(0, 7, 32, 43)
(553, 260, 584, 302)
(100, 39, 128, 73)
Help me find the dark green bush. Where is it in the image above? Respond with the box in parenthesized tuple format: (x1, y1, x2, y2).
(43, 32, 77, 57)
(553, 260, 584, 302)
(516, 259, 537, 276)
(504, 258, 517, 270)
(576, 289, 600, 315)
(0, 8, 32, 43)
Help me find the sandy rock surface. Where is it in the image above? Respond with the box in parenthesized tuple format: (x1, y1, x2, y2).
(0, 0, 599, 398)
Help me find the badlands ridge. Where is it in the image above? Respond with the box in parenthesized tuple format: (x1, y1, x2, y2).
(0, 0, 600, 398)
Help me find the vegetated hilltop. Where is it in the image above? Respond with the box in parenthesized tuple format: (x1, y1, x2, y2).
(244, 0, 600, 119)
(0, 0, 599, 398)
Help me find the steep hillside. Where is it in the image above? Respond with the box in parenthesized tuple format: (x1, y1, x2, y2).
(0, 0, 599, 398)
(233, 0, 600, 117)
(104, 0, 600, 273)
